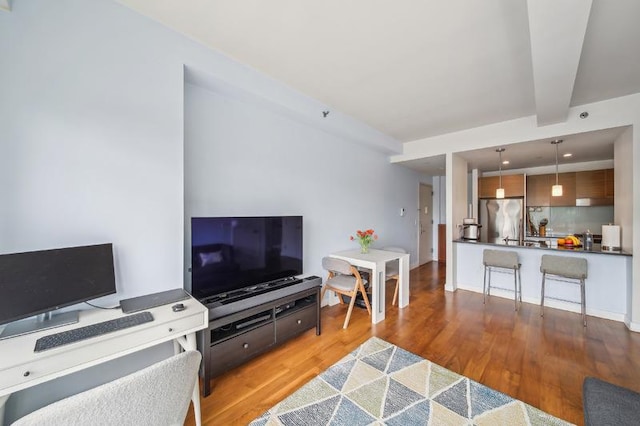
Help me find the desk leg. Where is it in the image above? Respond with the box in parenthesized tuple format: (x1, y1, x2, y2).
(398, 255, 410, 308)
(0, 394, 9, 425)
(176, 333, 202, 426)
(186, 333, 202, 426)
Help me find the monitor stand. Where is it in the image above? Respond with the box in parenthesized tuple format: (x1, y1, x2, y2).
(0, 310, 79, 340)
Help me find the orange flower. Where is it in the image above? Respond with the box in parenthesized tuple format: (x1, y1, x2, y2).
(350, 228, 378, 253)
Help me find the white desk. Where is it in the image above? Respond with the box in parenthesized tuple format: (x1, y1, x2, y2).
(0, 296, 208, 426)
(329, 248, 410, 323)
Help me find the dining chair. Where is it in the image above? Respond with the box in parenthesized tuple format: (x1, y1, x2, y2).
(321, 257, 371, 329)
(381, 246, 408, 306)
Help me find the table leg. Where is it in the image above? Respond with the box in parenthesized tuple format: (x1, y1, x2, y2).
(371, 262, 386, 324)
(398, 255, 410, 307)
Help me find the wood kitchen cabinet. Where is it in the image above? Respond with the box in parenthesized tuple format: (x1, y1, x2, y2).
(605, 168, 614, 198)
(526, 172, 576, 207)
(527, 169, 613, 207)
(526, 174, 550, 206)
(550, 172, 576, 207)
(575, 169, 614, 204)
(576, 170, 606, 198)
(478, 174, 524, 198)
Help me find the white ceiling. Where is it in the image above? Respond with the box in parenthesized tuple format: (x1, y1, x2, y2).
(116, 0, 640, 172)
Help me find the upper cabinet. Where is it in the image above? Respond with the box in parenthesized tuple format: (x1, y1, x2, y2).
(576, 170, 606, 198)
(575, 169, 614, 205)
(549, 172, 576, 207)
(526, 174, 550, 206)
(526, 169, 614, 207)
(605, 168, 615, 198)
(478, 174, 525, 198)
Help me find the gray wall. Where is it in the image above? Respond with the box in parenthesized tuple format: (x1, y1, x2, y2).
(184, 80, 426, 288)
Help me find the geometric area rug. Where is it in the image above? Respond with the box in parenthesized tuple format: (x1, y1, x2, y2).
(249, 337, 574, 425)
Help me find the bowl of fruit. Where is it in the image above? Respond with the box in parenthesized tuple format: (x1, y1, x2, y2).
(557, 235, 581, 247)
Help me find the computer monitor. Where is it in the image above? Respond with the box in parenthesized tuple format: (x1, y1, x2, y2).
(0, 243, 117, 339)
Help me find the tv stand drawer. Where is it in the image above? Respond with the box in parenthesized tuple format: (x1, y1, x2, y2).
(209, 323, 275, 376)
(277, 305, 316, 343)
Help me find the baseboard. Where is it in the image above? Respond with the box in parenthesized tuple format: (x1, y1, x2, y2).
(456, 283, 626, 323)
(626, 318, 640, 333)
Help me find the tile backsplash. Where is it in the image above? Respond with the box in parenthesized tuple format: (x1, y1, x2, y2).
(527, 206, 614, 236)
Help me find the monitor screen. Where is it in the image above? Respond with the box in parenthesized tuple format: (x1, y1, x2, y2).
(0, 243, 117, 326)
(191, 216, 303, 300)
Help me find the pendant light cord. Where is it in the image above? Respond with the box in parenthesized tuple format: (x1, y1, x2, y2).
(554, 141, 560, 185)
(496, 148, 505, 188)
(498, 150, 503, 187)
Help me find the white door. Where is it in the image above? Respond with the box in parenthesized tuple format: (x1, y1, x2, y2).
(419, 183, 433, 265)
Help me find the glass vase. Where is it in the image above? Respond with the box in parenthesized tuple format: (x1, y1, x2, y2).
(360, 243, 369, 254)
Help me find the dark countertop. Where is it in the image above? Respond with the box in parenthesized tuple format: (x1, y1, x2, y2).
(453, 239, 632, 256)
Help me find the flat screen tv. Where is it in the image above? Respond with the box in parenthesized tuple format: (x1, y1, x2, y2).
(191, 216, 303, 301)
(0, 243, 117, 338)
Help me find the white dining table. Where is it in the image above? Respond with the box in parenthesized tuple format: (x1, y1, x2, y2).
(329, 248, 410, 324)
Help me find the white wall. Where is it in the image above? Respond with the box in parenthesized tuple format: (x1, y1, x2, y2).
(183, 81, 425, 282)
(0, 0, 423, 421)
(445, 153, 469, 291)
(0, 0, 188, 302)
(614, 126, 633, 253)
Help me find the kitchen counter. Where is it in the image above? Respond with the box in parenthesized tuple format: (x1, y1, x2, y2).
(453, 240, 632, 323)
(454, 238, 631, 256)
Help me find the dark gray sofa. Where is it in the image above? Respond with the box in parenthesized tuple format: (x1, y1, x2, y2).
(583, 377, 640, 425)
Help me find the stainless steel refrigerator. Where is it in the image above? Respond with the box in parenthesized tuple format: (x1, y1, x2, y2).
(479, 198, 525, 244)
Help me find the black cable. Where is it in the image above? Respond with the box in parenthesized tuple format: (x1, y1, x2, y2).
(85, 301, 121, 310)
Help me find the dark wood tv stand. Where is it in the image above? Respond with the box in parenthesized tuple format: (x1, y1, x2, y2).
(199, 282, 321, 396)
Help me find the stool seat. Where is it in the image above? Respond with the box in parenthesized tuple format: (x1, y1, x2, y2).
(540, 255, 587, 279)
(483, 249, 521, 311)
(540, 254, 588, 326)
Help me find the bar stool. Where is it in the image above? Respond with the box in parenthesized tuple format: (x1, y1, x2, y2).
(540, 254, 588, 326)
(483, 249, 522, 311)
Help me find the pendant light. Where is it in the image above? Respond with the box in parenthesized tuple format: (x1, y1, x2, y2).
(496, 148, 505, 199)
(551, 139, 563, 197)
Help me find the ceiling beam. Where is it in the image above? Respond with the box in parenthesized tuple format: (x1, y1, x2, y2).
(0, 0, 10, 12)
(527, 0, 592, 126)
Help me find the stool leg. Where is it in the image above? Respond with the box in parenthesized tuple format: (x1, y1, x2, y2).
(581, 278, 587, 327)
(540, 272, 546, 317)
(513, 268, 518, 311)
(483, 265, 487, 304)
(518, 267, 522, 304)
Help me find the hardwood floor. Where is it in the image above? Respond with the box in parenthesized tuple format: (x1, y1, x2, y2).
(188, 262, 640, 425)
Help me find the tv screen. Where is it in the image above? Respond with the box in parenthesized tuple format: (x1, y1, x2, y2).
(191, 216, 303, 300)
(0, 243, 117, 326)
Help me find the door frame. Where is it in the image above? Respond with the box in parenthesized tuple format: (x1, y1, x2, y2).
(418, 183, 433, 265)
